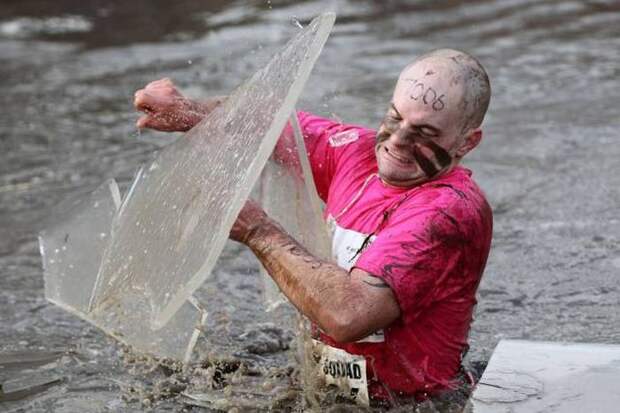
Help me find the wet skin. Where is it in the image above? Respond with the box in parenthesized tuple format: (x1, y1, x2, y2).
(375, 102, 457, 188)
(374, 58, 482, 188)
(376, 103, 453, 182)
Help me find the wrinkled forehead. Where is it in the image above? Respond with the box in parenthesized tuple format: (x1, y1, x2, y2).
(392, 58, 466, 124)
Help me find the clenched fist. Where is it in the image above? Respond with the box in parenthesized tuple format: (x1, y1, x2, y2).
(134, 78, 211, 132)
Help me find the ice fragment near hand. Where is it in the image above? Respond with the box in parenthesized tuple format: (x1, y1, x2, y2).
(257, 112, 332, 310)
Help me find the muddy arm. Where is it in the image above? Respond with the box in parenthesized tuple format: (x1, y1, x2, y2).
(230, 200, 401, 343)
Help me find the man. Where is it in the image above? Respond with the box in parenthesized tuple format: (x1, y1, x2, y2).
(134, 48, 492, 403)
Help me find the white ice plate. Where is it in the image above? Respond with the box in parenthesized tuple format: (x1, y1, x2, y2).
(470, 339, 620, 413)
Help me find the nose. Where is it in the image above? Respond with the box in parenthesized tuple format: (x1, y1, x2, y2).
(390, 127, 422, 147)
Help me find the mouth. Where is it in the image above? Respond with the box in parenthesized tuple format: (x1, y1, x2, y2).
(383, 146, 416, 165)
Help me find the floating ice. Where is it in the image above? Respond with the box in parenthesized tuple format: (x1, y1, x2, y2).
(470, 339, 620, 412)
(40, 13, 335, 361)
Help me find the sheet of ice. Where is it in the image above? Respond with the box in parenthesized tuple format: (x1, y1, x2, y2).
(257, 112, 332, 310)
(40, 179, 206, 362)
(89, 13, 336, 328)
(469, 339, 620, 412)
(40, 179, 120, 314)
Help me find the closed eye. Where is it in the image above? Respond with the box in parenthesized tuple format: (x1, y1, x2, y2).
(418, 126, 438, 137)
(389, 103, 403, 119)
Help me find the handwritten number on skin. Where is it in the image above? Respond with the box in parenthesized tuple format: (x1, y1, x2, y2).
(432, 95, 445, 111)
(422, 87, 436, 104)
(410, 83, 424, 100)
(405, 78, 445, 111)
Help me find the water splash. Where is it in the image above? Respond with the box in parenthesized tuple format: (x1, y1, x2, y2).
(291, 16, 304, 29)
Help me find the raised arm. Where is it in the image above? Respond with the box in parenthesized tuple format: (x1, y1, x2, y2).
(230, 200, 401, 343)
(133, 78, 226, 132)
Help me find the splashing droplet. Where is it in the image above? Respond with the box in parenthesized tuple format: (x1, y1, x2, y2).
(291, 16, 303, 29)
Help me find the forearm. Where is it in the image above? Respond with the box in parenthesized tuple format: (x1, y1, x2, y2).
(245, 220, 360, 339)
(231, 200, 401, 342)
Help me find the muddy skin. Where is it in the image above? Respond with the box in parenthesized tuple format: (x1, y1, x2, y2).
(376, 108, 453, 179)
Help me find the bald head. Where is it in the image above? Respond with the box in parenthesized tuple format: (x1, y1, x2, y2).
(400, 49, 491, 132)
(376, 49, 490, 187)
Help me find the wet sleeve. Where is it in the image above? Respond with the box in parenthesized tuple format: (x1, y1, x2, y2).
(293, 111, 340, 201)
(354, 208, 466, 320)
(297, 111, 368, 202)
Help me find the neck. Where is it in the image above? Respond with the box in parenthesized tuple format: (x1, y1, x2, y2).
(379, 163, 459, 189)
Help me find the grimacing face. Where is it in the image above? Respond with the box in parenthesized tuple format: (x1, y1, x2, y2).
(375, 59, 477, 188)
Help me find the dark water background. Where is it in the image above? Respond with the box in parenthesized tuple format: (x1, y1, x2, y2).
(1, 0, 619, 411)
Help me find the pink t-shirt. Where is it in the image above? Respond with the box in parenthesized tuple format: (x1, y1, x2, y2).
(298, 111, 493, 399)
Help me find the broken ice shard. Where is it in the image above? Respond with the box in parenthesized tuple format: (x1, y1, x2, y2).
(257, 112, 332, 310)
(88, 13, 335, 329)
(40, 179, 120, 314)
(40, 179, 206, 362)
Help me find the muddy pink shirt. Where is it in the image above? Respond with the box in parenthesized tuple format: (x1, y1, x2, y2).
(298, 111, 493, 399)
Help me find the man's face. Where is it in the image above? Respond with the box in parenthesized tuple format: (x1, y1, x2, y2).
(375, 59, 469, 188)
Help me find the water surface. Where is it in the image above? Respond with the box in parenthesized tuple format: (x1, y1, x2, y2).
(1, 0, 619, 411)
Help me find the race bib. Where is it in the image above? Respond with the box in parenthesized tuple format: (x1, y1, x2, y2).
(327, 215, 385, 344)
(327, 215, 376, 272)
(313, 339, 370, 406)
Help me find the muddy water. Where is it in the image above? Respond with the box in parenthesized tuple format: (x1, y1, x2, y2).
(1, 0, 620, 411)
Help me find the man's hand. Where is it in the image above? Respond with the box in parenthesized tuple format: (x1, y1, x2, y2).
(134, 78, 225, 132)
(229, 199, 270, 244)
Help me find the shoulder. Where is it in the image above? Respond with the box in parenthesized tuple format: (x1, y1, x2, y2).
(413, 167, 489, 212)
(298, 111, 376, 146)
(394, 167, 492, 236)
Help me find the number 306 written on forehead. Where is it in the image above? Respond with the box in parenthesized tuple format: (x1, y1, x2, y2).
(404, 78, 445, 111)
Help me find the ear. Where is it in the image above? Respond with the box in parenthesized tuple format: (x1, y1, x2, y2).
(455, 128, 482, 158)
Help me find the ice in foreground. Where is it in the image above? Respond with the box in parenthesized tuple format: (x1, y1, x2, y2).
(40, 179, 207, 361)
(39, 13, 336, 361)
(470, 339, 620, 412)
(257, 113, 332, 310)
